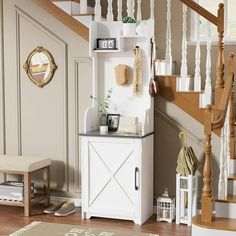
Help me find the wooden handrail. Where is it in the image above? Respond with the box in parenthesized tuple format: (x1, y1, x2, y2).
(180, 0, 217, 25)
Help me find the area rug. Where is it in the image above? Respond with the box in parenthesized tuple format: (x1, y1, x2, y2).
(10, 221, 159, 236)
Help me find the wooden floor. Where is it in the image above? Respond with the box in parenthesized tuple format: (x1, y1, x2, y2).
(0, 205, 191, 236)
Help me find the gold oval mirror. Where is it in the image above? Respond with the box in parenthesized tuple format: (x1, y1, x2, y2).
(23, 47, 57, 88)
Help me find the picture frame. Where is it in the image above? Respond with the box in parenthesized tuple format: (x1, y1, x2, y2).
(107, 114, 120, 132)
(96, 38, 117, 50)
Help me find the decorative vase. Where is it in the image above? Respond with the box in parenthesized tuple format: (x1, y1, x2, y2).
(123, 23, 136, 36)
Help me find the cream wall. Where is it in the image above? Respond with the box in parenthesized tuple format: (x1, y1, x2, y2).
(0, 0, 92, 197)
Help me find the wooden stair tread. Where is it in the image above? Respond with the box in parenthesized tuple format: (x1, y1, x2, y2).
(215, 195, 236, 203)
(34, 0, 89, 41)
(192, 214, 236, 232)
(228, 175, 236, 180)
(72, 13, 94, 17)
(177, 90, 203, 94)
(156, 75, 220, 136)
(52, 0, 95, 8)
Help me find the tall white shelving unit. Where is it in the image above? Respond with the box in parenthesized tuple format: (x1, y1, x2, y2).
(80, 19, 154, 225)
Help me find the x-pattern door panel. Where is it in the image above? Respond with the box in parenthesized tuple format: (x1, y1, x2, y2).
(87, 140, 136, 216)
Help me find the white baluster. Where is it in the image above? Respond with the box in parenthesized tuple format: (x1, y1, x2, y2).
(94, 0, 101, 21)
(80, 0, 87, 14)
(204, 21, 212, 105)
(181, 5, 187, 77)
(137, 0, 142, 21)
(107, 0, 114, 21)
(218, 104, 230, 199)
(165, 0, 172, 75)
(194, 13, 201, 91)
(127, 0, 135, 18)
(150, 0, 154, 20)
(117, 0, 122, 21)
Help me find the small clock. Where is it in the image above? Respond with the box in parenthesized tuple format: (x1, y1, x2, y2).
(96, 38, 117, 50)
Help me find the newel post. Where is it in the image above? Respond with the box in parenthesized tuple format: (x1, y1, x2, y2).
(201, 105, 213, 223)
(215, 3, 224, 108)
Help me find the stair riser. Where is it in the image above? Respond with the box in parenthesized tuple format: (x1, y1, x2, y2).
(228, 180, 236, 195)
(229, 159, 236, 175)
(176, 77, 193, 91)
(52, 1, 94, 15)
(215, 202, 236, 219)
(73, 15, 93, 27)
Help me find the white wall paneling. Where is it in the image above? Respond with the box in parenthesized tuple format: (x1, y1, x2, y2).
(74, 57, 92, 193)
(2, 0, 90, 197)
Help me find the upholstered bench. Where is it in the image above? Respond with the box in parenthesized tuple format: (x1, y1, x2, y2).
(0, 155, 51, 216)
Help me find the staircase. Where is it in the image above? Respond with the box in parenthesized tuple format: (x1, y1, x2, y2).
(34, 0, 236, 235)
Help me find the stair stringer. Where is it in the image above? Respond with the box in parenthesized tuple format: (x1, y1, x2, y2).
(33, 0, 89, 41)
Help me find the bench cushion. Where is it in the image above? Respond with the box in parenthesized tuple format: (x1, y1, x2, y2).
(0, 155, 51, 172)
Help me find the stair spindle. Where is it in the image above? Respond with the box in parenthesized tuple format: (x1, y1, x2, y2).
(127, 0, 134, 17)
(180, 4, 188, 77)
(218, 104, 230, 199)
(150, 0, 154, 20)
(107, 0, 114, 21)
(204, 21, 212, 105)
(194, 12, 201, 91)
(94, 0, 101, 22)
(117, 0, 122, 21)
(165, 0, 172, 75)
(80, 0, 88, 14)
(137, 0, 142, 21)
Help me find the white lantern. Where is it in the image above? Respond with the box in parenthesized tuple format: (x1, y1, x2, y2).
(156, 188, 175, 223)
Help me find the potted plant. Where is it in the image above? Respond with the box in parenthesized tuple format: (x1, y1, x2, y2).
(90, 88, 112, 133)
(122, 16, 137, 36)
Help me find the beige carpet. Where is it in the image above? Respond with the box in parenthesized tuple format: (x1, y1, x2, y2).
(10, 221, 159, 236)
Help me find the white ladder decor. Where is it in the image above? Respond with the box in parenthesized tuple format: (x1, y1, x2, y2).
(107, 0, 114, 21)
(150, 0, 154, 20)
(165, 0, 172, 75)
(194, 12, 201, 91)
(117, 0, 122, 21)
(94, 0, 101, 21)
(218, 104, 230, 199)
(80, 0, 88, 14)
(137, 0, 142, 21)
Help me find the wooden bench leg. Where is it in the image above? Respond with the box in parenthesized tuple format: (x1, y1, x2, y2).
(43, 166, 50, 206)
(23, 172, 31, 217)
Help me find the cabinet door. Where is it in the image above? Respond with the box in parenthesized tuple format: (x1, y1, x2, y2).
(84, 137, 139, 218)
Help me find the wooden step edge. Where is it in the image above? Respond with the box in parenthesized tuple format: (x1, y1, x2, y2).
(215, 195, 236, 203)
(51, 0, 95, 8)
(192, 214, 236, 232)
(72, 13, 94, 17)
(177, 90, 203, 94)
(228, 175, 236, 180)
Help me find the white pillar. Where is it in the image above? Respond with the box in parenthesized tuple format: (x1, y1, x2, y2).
(181, 5, 188, 77)
(107, 0, 114, 21)
(150, 0, 154, 20)
(80, 0, 87, 14)
(194, 12, 201, 91)
(94, 0, 101, 21)
(165, 0, 172, 75)
(137, 0, 142, 21)
(117, 0, 122, 21)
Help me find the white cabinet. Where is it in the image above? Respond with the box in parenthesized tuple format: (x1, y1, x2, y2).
(81, 133, 154, 224)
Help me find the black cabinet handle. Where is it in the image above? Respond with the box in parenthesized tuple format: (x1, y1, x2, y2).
(135, 167, 139, 190)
